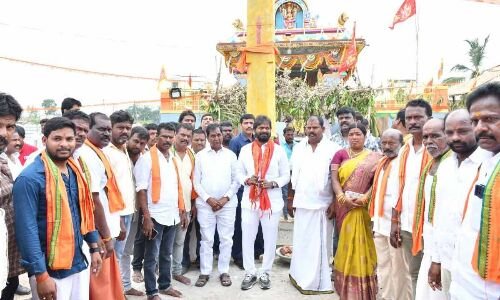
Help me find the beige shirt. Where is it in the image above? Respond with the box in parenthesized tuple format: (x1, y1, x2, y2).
(103, 144, 136, 216)
(171, 148, 193, 212)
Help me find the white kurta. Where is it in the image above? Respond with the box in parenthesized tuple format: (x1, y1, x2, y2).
(415, 174, 448, 300)
(450, 152, 500, 300)
(289, 137, 340, 294)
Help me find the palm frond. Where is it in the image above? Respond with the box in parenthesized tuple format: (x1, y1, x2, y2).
(451, 64, 472, 72)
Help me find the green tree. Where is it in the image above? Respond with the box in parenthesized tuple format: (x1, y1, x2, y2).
(451, 35, 490, 79)
(126, 105, 160, 124)
(41, 99, 58, 116)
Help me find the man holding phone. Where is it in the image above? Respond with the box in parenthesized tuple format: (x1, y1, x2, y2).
(134, 122, 186, 299)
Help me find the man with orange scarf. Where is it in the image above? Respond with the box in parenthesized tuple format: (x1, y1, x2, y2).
(450, 83, 500, 299)
(389, 99, 432, 299)
(134, 122, 186, 299)
(369, 128, 411, 300)
(237, 116, 290, 290)
(14, 117, 102, 300)
(78, 112, 126, 300)
(412, 119, 450, 300)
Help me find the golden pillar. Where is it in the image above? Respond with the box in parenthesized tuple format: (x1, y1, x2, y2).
(246, 0, 276, 127)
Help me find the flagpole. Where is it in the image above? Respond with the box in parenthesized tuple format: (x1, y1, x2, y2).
(415, 0, 419, 86)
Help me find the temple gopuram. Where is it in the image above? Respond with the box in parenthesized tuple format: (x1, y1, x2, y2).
(216, 0, 366, 86)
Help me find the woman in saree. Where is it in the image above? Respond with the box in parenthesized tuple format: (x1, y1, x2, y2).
(331, 123, 381, 299)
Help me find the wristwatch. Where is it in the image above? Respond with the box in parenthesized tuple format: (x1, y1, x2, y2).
(89, 247, 101, 254)
(272, 182, 278, 189)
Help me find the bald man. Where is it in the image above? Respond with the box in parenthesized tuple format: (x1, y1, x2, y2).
(370, 129, 412, 300)
(412, 119, 451, 300)
(427, 109, 492, 297)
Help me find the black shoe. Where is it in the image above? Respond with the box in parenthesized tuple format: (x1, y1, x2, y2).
(259, 272, 271, 289)
(241, 274, 257, 290)
(234, 259, 244, 270)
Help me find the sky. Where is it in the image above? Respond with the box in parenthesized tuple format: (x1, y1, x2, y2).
(0, 0, 499, 108)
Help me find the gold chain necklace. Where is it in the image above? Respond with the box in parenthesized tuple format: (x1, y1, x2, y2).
(348, 148, 365, 158)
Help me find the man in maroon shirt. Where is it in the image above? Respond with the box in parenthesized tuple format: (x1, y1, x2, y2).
(15, 125, 37, 165)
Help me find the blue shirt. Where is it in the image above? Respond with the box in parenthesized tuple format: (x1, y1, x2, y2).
(13, 155, 99, 279)
(229, 132, 253, 158)
(281, 141, 296, 161)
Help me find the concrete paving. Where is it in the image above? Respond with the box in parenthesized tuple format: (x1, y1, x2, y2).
(16, 220, 339, 299)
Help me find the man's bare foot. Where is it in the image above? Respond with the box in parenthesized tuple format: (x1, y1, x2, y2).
(159, 287, 183, 298)
(173, 274, 192, 285)
(125, 287, 145, 296)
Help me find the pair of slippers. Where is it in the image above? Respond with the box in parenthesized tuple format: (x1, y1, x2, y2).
(195, 273, 232, 287)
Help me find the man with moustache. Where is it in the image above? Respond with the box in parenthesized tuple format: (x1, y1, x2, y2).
(411, 119, 451, 300)
(449, 83, 500, 299)
(127, 126, 149, 165)
(182, 128, 206, 272)
(237, 116, 290, 290)
(170, 123, 195, 285)
(229, 113, 264, 269)
(220, 121, 234, 148)
(194, 124, 239, 287)
(13, 117, 102, 300)
(393, 109, 412, 144)
(178, 110, 197, 127)
(4, 129, 23, 179)
(78, 112, 126, 300)
(390, 99, 433, 298)
(427, 109, 492, 297)
(281, 126, 296, 221)
(103, 110, 145, 297)
(134, 122, 186, 299)
(288, 116, 341, 294)
(369, 128, 412, 300)
(331, 107, 381, 152)
(0, 93, 25, 300)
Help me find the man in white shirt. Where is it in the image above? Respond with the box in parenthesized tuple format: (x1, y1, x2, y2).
(4, 129, 22, 179)
(288, 116, 341, 295)
(134, 122, 185, 299)
(413, 119, 450, 300)
(170, 123, 195, 286)
(237, 116, 290, 290)
(449, 83, 500, 299)
(390, 99, 432, 298)
(193, 124, 239, 288)
(103, 110, 144, 297)
(370, 128, 411, 300)
(77, 112, 126, 299)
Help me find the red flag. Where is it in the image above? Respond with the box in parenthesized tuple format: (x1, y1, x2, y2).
(437, 58, 444, 80)
(338, 23, 357, 74)
(389, 0, 416, 29)
(188, 74, 192, 88)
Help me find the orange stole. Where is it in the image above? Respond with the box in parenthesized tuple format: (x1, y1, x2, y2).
(472, 160, 500, 283)
(84, 140, 125, 213)
(369, 156, 393, 218)
(394, 142, 431, 212)
(89, 253, 125, 300)
(41, 151, 95, 270)
(150, 145, 185, 212)
(249, 141, 275, 213)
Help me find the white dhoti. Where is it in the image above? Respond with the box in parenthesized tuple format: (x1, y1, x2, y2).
(289, 208, 333, 294)
(374, 233, 412, 300)
(416, 252, 448, 300)
(197, 204, 236, 275)
(241, 208, 281, 275)
(30, 268, 90, 300)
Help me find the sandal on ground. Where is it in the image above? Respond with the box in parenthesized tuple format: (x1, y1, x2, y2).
(195, 274, 210, 287)
(220, 273, 232, 287)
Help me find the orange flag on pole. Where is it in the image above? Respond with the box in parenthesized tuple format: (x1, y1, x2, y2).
(389, 0, 417, 29)
(338, 23, 358, 74)
(437, 59, 444, 80)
